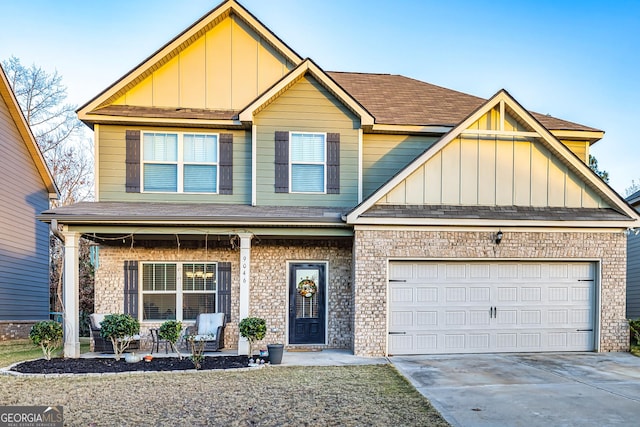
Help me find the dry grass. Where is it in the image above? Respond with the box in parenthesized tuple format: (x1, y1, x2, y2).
(1, 365, 449, 426)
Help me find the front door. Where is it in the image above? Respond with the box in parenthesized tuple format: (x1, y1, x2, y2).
(289, 263, 326, 344)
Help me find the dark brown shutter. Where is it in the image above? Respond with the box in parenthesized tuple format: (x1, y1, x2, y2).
(124, 261, 139, 317)
(219, 133, 233, 195)
(327, 133, 340, 194)
(125, 130, 141, 193)
(217, 262, 232, 323)
(274, 131, 289, 193)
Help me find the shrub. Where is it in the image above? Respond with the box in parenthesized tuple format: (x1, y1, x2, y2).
(184, 334, 207, 369)
(99, 314, 140, 361)
(239, 317, 266, 358)
(629, 319, 640, 345)
(159, 320, 183, 359)
(29, 320, 63, 360)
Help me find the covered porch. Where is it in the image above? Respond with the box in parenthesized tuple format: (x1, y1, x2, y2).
(38, 202, 353, 358)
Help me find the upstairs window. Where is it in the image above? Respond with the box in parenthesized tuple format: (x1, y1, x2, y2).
(142, 132, 218, 193)
(290, 132, 326, 193)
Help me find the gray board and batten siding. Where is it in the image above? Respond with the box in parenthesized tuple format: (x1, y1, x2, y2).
(0, 92, 50, 321)
(627, 233, 640, 318)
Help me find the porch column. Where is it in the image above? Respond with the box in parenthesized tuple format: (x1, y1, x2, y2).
(237, 233, 253, 355)
(62, 231, 81, 358)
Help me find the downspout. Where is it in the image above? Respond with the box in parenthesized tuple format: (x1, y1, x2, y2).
(50, 218, 65, 243)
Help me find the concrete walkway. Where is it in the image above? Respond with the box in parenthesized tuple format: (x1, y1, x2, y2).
(391, 352, 640, 427)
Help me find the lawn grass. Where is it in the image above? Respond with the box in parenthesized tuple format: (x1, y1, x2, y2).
(0, 338, 90, 368)
(0, 341, 450, 426)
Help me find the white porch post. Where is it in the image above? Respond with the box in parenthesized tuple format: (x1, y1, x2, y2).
(62, 231, 81, 358)
(237, 233, 253, 355)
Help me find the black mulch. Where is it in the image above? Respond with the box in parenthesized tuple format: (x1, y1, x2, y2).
(11, 355, 250, 374)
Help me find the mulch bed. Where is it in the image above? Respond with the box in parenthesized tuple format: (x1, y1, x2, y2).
(10, 355, 249, 374)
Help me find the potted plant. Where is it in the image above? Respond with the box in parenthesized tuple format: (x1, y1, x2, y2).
(29, 320, 63, 360)
(238, 317, 266, 360)
(159, 320, 183, 359)
(99, 313, 140, 361)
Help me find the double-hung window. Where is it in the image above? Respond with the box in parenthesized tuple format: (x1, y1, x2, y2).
(290, 132, 326, 193)
(143, 132, 218, 193)
(142, 262, 217, 321)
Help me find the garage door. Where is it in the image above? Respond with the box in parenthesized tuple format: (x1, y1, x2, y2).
(388, 261, 595, 355)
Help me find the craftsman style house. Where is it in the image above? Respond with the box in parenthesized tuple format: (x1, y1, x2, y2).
(0, 63, 58, 339)
(41, 0, 638, 357)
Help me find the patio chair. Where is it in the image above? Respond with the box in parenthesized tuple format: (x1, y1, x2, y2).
(185, 313, 225, 352)
(89, 313, 141, 353)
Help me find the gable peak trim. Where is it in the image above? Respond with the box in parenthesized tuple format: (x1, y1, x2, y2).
(238, 58, 374, 125)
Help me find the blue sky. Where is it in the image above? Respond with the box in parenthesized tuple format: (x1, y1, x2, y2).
(1, 0, 639, 194)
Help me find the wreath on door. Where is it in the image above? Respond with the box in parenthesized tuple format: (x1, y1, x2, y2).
(297, 278, 317, 298)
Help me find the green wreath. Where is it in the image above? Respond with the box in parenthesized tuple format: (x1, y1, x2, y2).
(297, 278, 317, 298)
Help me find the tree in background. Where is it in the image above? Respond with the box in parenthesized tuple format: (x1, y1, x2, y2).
(3, 56, 94, 333)
(589, 154, 609, 184)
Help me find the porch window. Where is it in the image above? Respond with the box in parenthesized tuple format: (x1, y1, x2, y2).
(142, 132, 218, 193)
(142, 262, 216, 321)
(290, 132, 326, 193)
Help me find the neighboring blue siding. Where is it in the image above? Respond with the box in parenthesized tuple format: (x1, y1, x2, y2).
(0, 94, 50, 321)
(627, 233, 640, 319)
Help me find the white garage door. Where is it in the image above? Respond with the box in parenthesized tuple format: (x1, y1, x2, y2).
(388, 261, 595, 355)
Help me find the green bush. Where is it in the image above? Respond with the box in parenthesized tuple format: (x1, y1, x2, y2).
(239, 317, 266, 358)
(29, 320, 63, 360)
(629, 319, 640, 345)
(159, 320, 183, 359)
(99, 314, 140, 361)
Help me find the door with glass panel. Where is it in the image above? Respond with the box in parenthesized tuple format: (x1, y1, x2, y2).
(289, 263, 326, 344)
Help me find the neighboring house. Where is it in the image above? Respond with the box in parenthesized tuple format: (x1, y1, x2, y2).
(626, 190, 640, 319)
(40, 0, 638, 357)
(0, 64, 58, 339)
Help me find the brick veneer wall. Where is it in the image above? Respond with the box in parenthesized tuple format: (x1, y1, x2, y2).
(94, 238, 353, 351)
(0, 321, 38, 340)
(352, 229, 628, 357)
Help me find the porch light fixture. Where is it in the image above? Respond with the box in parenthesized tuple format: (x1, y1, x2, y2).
(495, 230, 503, 245)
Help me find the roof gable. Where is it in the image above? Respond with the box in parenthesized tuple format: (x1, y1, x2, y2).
(347, 90, 638, 225)
(239, 59, 374, 126)
(78, 0, 302, 123)
(0, 64, 57, 196)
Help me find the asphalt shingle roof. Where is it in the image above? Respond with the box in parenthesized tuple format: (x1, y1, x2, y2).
(328, 72, 601, 132)
(360, 205, 630, 221)
(39, 202, 348, 225)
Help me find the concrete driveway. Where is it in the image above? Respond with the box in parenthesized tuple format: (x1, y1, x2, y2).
(391, 352, 640, 427)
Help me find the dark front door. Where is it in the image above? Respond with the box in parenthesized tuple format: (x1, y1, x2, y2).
(289, 263, 325, 344)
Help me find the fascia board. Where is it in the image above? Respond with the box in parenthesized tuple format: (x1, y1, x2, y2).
(550, 129, 604, 143)
(82, 115, 245, 129)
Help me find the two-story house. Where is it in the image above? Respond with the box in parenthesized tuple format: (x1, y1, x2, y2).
(41, 0, 638, 358)
(1, 63, 58, 339)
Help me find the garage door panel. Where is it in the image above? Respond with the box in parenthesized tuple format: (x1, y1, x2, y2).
(389, 261, 595, 355)
(416, 287, 438, 302)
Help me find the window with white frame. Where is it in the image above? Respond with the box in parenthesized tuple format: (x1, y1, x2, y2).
(142, 132, 218, 193)
(142, 262, 216, 321)
(290, 132, 326, 193)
